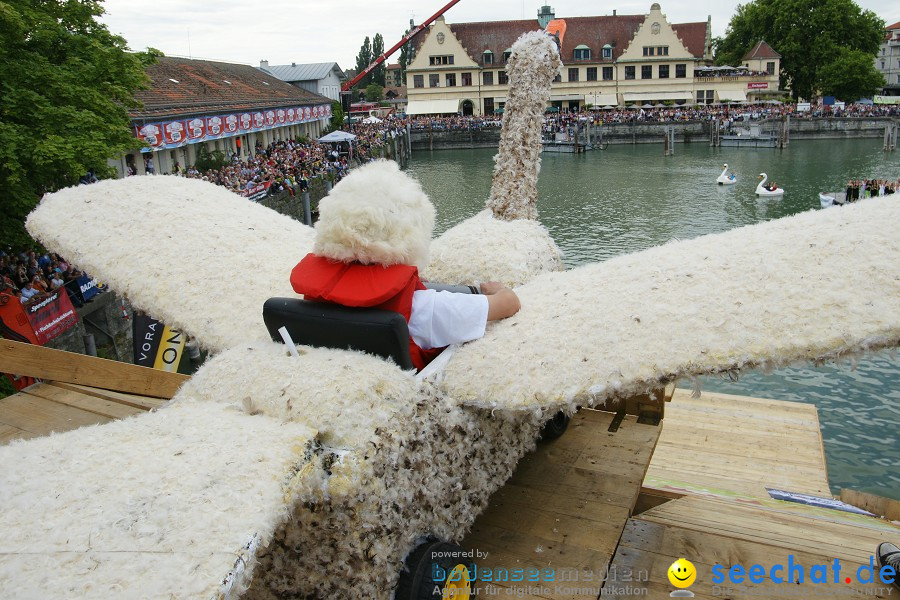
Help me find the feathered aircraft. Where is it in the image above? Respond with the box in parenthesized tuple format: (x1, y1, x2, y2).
(2, 31, 898, 600)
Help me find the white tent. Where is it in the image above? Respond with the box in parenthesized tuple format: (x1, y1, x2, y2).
(318, 131, 357, 143)
(362, 115, 383, 124)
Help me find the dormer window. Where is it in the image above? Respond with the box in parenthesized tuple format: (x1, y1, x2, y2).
(602, 44, 613, 60)
(503, 48, 512, 62)
(483, 50, 494, 64)
(574, 45, 591, 60)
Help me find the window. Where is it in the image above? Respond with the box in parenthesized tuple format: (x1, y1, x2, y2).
(675, 64, 686, 78)
(429, 74, 439, 87)
(624, 66, 635, 80)
(602, 45, 612, 60)
(641, 65, 652, 79)
(503, 49, 512, 62)
(881, 60, 886, 69)
(657, 46, 668, 56)
(498, 70, 508, 85)
(445, 73, 456, 87)
(483, 51, 493, 64)
(587, 67, 598, 81)
(484, 97, 494, 114)
(574, 46, 591, 60)
(643, 47, 655, 56)
(568, 68, 579, 82)
(413, 74, 424, 88)
(767, 61, 775, 74)
(482, 71, 493, 85)
(706, 90, 714, 102)
(461, 72, 472, 86)
(553, 73, 561, 82)
(602, 66, 614, 81)
(696, 90, 704, 104)
(429, 55, 454, 65)
(659, 64, 669, 78)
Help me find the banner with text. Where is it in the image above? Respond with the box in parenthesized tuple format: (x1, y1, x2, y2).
(132, 314, 186, 372)
(135, 103, 332, 151)
(23, 290, 78, 345)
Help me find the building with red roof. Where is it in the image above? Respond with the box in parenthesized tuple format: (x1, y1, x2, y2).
(405, 3, 782, 115)
(117, 57, 333, 176)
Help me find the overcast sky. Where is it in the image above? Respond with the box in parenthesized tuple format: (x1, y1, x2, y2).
(100, 0, 900, 70)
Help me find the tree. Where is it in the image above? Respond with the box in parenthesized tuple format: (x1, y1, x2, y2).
(372, 34, 386, 87)
(364, 84, 384, 102)
(715, 0, 883, 100)
(818, 49, 885, 101)
(354, 36, 373, 89)
(329, 101, 345, 131)
(0, 0, 152, 246)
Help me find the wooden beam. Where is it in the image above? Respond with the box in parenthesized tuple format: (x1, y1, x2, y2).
(840, 489, 900, 522)
(0, 339, 188, 399)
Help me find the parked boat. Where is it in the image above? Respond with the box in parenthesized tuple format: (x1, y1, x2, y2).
(716, 164, 737, 185)
(756, 173, 784, 196)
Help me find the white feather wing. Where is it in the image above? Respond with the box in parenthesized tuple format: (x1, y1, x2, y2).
(26, 176, 315, 353)
(438, 198, 900, 412)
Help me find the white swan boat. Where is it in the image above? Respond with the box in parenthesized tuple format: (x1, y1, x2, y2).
(756, 173, 785, 196)
(717, 164, 737, 185)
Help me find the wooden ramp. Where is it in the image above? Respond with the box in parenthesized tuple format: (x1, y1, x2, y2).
(599, 387, 900, 599)
(0, 339, 187, 444)
(644, 388, 831, 499)
(461, 409, 661, 600)
(0, 382, 167, 444)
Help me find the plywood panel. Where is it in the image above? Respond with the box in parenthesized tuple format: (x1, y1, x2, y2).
(0, 392, 109, 438)
(23, 383, 143, 420)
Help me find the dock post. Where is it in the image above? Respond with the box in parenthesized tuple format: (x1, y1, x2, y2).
(669, 126, 675, 155)
(884, 122, 896, 151)
(301, 191, 312, 226)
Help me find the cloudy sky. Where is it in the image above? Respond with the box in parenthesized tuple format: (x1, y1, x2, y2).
(100, 0, 900, 70)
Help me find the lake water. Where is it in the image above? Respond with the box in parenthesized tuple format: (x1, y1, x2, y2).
(407, 137, 899, 500)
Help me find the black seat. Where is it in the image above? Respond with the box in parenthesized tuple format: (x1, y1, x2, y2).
(263, 297, 415, 370)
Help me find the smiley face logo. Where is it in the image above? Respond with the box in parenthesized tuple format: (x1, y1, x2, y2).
(668, 558, 696, 589)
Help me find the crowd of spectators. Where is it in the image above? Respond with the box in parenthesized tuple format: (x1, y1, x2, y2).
(407, 102, 900, 131)
(163, 119, 407, 198)
(845, 178, 900, 200)
(0, 249, 91, 307)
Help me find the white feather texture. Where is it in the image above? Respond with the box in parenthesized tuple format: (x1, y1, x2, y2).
(314, 159, 435, 270)
(427, 209, 563, 286)
(487, 31, 561, 221)
(0, 401, 317, 600)
(439, 198, 900, 411)
(25, 176, 315, 354)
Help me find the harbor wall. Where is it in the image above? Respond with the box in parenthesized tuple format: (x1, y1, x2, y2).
(410, 117, 896, 149)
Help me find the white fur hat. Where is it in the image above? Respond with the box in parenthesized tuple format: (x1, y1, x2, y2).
(314, 160, 435, 269)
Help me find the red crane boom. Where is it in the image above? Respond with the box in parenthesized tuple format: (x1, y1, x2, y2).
(341, 0, 463, 92)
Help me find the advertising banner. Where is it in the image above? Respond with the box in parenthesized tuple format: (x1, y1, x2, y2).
(0, 292, 40, 345)
(132, 314, 186, 372)
(75, 275, 100, 303)
(241, 181, 271, 201)
(23, 290, 78, 345)
(747, 82, 769, 89)
(136, 103, 331, 152)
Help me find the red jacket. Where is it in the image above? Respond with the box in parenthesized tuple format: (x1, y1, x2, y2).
(290, 253, 442, 370)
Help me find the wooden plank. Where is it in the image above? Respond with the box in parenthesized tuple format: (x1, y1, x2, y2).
(638, 497, 899, 562)
(47, 382, 167, 411)
(0, 339, 188, 399)
(0, 423, 33, 444)
(671, 388, 818, 414)
(22, 383, 143, 420)
(0, 392, 110, 437)
(609, 518, 895, 598)
(840, 489, 900, 522)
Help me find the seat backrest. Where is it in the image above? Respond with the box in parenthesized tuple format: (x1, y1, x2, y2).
(262, 297, 415, 370)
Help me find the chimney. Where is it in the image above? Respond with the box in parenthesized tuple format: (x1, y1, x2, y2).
(260, 60, 269, 68)
(292, 62, 296, 67)
(613, 9, 616, 15)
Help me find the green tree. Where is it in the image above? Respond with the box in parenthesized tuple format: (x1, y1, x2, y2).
(715, 0, 883, 100)
(372, 33, 386, 86)
(0, 0, 152, 246)
(818, 49, 885, 101)
(354, 36, 373, 88)
(364, 84, 384, 102)
(329, 101, 345, 131)
(193, 145, 228, 172)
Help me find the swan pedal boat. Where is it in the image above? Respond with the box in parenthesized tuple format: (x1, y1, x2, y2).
(756, 173, 784, 196)
(717, 164, 737, 185)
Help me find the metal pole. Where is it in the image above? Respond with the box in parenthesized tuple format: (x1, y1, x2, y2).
(83, 333, 97, 357)
(302, 191, 312, 226)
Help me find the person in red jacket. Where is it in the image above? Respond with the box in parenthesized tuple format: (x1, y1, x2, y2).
(290, 160, 519, 370)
